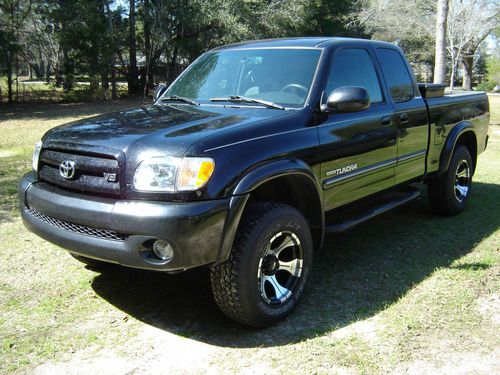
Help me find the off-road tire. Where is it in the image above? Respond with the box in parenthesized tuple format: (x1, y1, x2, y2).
(428, 145, 473, 216)
(210, 202, 313, 327)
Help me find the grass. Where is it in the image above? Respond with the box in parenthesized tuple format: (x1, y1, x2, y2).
(0, 96, 498, 374)
(489, 94, 500, 125)
(0, 76, 130, 103)
(0, 100, 143, 373)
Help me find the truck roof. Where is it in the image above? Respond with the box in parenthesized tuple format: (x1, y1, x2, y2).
(213, 37, 397, 51)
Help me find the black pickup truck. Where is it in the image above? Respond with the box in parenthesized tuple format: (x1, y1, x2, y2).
(19, 37, 490, 327)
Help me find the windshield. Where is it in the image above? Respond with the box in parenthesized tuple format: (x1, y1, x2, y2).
(162, 48, 322, 108)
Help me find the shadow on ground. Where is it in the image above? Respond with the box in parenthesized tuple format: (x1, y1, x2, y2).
(90, 182, 498, 347)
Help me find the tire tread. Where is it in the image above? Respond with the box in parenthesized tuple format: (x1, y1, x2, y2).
(210, 201, 289, 326)
(428, 145, 472, 216)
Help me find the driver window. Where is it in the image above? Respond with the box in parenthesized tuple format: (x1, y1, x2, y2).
(326, 49, 383, 104)
(238, 50, 319, 105)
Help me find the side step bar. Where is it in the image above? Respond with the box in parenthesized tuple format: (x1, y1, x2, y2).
(325, 188, 421, 234)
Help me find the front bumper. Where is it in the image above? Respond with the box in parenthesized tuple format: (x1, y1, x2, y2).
(19, 172, 230, 272)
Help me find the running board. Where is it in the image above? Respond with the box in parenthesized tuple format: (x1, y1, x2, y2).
(325, 188, 421, 234)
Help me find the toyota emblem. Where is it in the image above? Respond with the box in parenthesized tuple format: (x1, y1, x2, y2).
(59, 160, 76, 179)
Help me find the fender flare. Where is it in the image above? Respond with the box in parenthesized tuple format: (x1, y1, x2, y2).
(438, 121, 476, 176)
(215, 159, 324, 265)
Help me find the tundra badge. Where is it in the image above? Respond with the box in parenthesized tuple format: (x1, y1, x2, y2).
(326, 164, 358, 177)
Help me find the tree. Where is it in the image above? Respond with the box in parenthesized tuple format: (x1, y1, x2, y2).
(22, 3, 60, 82)
(434, 0, 448, 85)
(104, 0, 117, 99)
(472, 49, 488, 83)
(0, 0, 364, 101)
(134, 0, 317, 96)
(0, 0, 32, 102)
(446, 0, 498, 90)
(350, 0, 435, 41)
(350, 0, 437, 80)
(46, 0, 122, 96)
(303, 0, 361, 36)
(127, 0, 139, 95)
(399, 36, 435, 81)
(457, 1, 499, 90)
(486, 55, 500, 84)
(352, 0, 498, 89)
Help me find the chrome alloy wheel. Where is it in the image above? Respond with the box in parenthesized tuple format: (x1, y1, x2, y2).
(257, 231, 303, 304)
(454, 159, 471, 203)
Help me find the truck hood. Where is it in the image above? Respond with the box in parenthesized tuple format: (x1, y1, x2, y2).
(42, 103, 289, 157)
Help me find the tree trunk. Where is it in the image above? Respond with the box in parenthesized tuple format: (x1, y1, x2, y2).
(45, 59, 51, 83)
(62, 48, 74, 91)
(7, 2, 14, 102)
(110, 66, 117, 99)
(450, 59, 456, 91)
(461, 54, 474, 91)
(89, 75, 99, 93)
(434, 0, 449, 85)
(128, 0, 139, 95)
(15, 47, 19, 101)
(7, 54, 13, 103)
(142, 0, 152, 99)
(167, 46, 178, 85)
(101, 73, 110, 91)
(55, 59, 63, 87)
(38, 50, 45, 79)
(105, 1, 117, 99)
(450, 64, 455, 91)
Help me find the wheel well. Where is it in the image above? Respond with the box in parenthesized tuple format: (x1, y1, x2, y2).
(455, 131, 477, 173)
(246, 175, 323, 250)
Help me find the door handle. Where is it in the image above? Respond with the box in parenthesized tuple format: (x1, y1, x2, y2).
(400, 113, 409, 125)
(381, 116, 392, 126)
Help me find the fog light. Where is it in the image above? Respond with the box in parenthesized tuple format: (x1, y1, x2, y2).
(152, 240, 174, 262)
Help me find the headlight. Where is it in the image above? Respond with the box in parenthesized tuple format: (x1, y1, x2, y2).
(133, 156, 215, 192)
(32, 141, 42, 171)
(133, 157, 181, 192)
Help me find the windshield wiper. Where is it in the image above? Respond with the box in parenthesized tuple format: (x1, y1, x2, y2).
(160, 95, 199, 105)
(210, 95, 285, 110)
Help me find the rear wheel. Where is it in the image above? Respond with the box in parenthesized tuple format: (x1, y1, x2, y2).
(428, 145, 473, 215)
(210, 202, 313, 327)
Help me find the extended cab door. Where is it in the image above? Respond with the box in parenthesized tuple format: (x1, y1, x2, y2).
(318, 47, 398, 211)
(375, 48, 429, 184)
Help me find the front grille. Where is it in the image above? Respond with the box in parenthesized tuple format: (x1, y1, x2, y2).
(38, 149, 121, 196)
(26, 207, 128, 241)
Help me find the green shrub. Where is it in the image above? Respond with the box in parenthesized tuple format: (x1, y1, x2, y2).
(486, 56, 500, 84)
(475, 81, 497, 92)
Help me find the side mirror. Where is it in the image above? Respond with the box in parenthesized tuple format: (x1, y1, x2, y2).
(321, 86, 370, 113)
(153, 83, 167, 102)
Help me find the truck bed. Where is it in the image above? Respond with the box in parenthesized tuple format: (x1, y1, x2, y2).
(424, 91, 489, 175)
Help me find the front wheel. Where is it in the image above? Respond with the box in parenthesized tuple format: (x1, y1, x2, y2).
(210, 202, 313, 327)
(428, 145, 473, 216)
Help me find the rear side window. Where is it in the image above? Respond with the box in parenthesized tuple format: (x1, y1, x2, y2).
(376, 48, 414, 103)
(326, 48, 383, 103)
